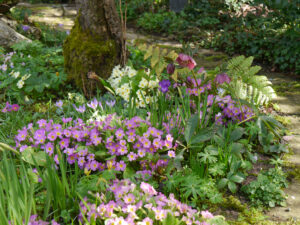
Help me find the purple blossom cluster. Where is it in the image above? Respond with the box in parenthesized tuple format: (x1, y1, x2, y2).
(1, 102, 20, 113)
(15, 115, 175, 177)
(0, 52, 15, 71)
(214, 95, 254, 125)
(162, 111, 184, 135)
(9, 215, 59, 225)
(79, 179, 215, 225)
(185, 76, 212, 96)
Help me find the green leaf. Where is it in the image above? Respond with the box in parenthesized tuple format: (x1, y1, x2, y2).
(184, 114, 199, 144)
(151, 47, 160, 68)
(218, 178, 228, 189)
(229, 127, 244, 142)
(21, 148, 47, 166)
(101, 170, 116, 180)
(228, 181, 237, 193)
(163, 213, 177, 225)
(230, 175, 244, 183)
(123, 166, 135, 179)
(191, 128, 212, 144)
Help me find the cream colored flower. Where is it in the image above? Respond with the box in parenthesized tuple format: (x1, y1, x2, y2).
(17, 79, 24, 88)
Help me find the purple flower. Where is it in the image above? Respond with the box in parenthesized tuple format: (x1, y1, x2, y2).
(87, 98, 98, 110)
(159, 80, 171, 93)
(106, 100, 116, 108)
(215, 73, 231, 85)
(166, 63, 175, 75)
(73, 104, 86, 113)
(22, 25, 30, 32)
(176, 53, 197, 70)
(55, 100, 63, 108)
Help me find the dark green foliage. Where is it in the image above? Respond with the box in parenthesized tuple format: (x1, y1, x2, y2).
(0, 41, 68, 102)
(241, 167, 288, 207)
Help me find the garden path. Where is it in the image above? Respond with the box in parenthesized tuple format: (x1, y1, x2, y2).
(16, 3, 300, 222)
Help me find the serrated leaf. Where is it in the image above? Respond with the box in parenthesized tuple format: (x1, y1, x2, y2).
(155, 61, 165, 76)
(137, 43, 147, 51)
(167, 50, 178, 61)
(151, 47, 160, 68)
(144, 45, 153, 60)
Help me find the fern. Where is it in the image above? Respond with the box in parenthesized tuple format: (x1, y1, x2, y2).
(225, 56, 276, 106)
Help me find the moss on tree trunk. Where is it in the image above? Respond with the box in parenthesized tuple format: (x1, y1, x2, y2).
(63, 0, 124, 97)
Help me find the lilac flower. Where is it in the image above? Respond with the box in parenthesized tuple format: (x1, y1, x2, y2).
(176, 53, 197, 70)
(166, 63, 175, 75)
(159, 80, 171, 93)
(168, 150, 175, 158)
(22, 25, 30, 32)
(201, 210, 214, 219)
(73, 104, 86, 113)
(87, 98, 98, 110)
(55, 100, 63, 108)
(215, 73, 231, 85)
(140, 182, 157, 196)
(106, 100, 116, 108)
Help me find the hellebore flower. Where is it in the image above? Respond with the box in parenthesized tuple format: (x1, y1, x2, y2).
(166, 63, 175, 75)
(176, 53, 197, 70)
(215, 73, 231, 85)
(159, 80, 171, 93)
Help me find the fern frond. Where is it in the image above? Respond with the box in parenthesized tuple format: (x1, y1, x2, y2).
(225, 56, 276, 106)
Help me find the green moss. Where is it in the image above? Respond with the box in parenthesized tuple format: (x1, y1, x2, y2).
(274, 115, 291, 126)
(204, 54, 228, 62)
(63, 15, 119, 96)
(222, 196, 247, 212)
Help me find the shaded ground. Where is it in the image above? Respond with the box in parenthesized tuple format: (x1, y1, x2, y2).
(14, 3, 300, 223)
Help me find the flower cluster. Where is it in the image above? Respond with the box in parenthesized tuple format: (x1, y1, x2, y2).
(9, 70, 31, 89)
(108, 65, 159, 108)
(15, 115, 174, 177)
(214, 95, 254, 125)
(9, 215, 59, 225)
(79, 179, 218, 225)
(1, 102, 20, 113)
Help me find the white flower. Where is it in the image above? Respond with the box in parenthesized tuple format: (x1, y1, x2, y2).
(22, 74, 31, 81)
(11, 71, 20, 78)
(17, 79, 24, 88)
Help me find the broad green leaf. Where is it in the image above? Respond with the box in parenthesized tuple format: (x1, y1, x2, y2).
(228, 181, 237, 193)
(22, 148, 47, 166)
(229, 127, 244, 142)
(191, 129, 212, 144)
(218, 178, 228, 189)
(184, 114, 199, 144)
(230, 175, 244, 183)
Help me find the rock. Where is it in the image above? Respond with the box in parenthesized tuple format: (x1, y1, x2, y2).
(0, 19, 31, 48)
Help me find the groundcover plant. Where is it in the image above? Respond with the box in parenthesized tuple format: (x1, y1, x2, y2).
(0, 38, 288, 224)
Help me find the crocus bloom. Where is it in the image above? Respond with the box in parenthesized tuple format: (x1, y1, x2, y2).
(176, 53, 197, 70)
(106, 100, 116, 107)
(215, 73, 231, 84)
(159, 80, 171, 93)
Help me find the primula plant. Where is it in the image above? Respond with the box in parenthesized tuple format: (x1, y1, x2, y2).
(79, 179, 226, 225)
(15, 113, 175, 180)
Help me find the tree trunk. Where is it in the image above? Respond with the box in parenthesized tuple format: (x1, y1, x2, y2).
(63, 0, 125, 97)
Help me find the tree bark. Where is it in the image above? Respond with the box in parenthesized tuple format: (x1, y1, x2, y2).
(63, 0, 125, 97)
